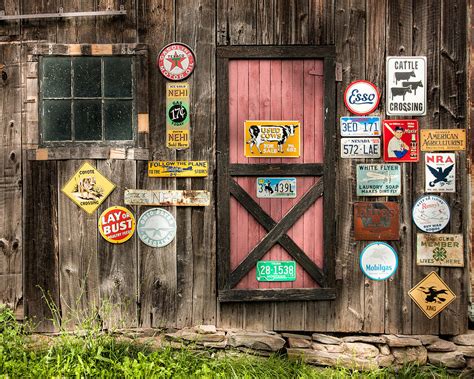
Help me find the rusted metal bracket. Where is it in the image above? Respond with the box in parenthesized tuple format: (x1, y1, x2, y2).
(0, 6, 126, 21)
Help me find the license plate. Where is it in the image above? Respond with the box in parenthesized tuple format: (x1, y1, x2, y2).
(256, 178, 296, 198)
(341, 138, 381, 158)
(340, 116, 381, 137)
(256, 261, 296, 282)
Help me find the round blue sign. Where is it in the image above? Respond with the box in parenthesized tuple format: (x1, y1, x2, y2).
(360, 242, 398, 281)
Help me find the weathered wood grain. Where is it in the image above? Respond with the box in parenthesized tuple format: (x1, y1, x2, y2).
(58, 161, 99, 329)
(97, 160, 138, 329)
(0, 43, 22, 318)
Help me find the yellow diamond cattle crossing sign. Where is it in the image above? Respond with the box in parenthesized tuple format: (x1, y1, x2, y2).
(408, 271, 456, 319)
(62, 162, 116, 214)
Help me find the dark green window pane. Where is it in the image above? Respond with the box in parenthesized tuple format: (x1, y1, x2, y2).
(104, 57, 132, 97)
(42, 100, 71, 141)
(73, 57, 101, 97)
(74, 100, 102, 141)
(41, 58, 71, 98)
(104, 100, 133, 140)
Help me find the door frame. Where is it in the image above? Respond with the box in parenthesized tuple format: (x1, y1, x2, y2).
(216, 45, 336, 302)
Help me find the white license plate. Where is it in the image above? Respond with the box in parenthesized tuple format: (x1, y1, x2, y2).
(341, 138, 381, 158)
(340, 116, 381, 137)
(257, 178, 297, 198)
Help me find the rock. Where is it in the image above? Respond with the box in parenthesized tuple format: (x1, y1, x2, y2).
(428, 351, 466, 369)
(203, 340, 227, 349)
(379, 344, 391, 356)
(412, 335, 441, 346)
(287, 348, 378, 370)
(427, 339, 456, 352)
(281, 332, 311, 340)
(311, 342, 344, 353)
(227, 331, 285, 352)
(460, 369, 474, 379)
(344, 342, 380, 359)
(456, 345, 474, 357)
(466, 357, 474, 369)
(195, 325, 217, 334)
(384, 335, 422, 347)
(237, 347, 273, 357)
(165, 329, 226, 344)
(287, 337, 312, 349)
(392, 346, 427, 365)
(377, 354, 395, 367)
(342, 335, 386, 344)
(451, 333, 474, 346)
(312, 333, 342, 345)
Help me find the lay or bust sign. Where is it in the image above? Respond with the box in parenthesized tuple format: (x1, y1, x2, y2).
(344, 80, 380, 115)
(98, 206, 136, 244)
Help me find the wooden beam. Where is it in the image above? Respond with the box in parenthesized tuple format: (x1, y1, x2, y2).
(229, 163, 324, 176)
(219, 288, 336, 302)
(229, 179, 326, 287)
(217, 45, 336, 59)
(228, 179, 324, 288)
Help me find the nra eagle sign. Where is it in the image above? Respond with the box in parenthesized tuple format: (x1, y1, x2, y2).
(344, 80, 380, 115)
(386, 56, 426, 116)
(425, 153, 455, 193)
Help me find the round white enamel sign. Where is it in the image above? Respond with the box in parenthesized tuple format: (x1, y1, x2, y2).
(412, 195, 450, 233)
(344, 80, 380, 115)
(360, 242, 398, 281)
(137, 208, 177, 248)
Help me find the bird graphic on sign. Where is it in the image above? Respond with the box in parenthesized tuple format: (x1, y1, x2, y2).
(418, 286, 448, 303)
(141, 226, 175, 238)
(426, 164, 454, 187)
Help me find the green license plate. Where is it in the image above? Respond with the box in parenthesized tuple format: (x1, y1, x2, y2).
(256, 261, 296, 282)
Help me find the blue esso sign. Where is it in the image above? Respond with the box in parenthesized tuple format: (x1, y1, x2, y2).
(360, 242, 398, 280)
(344, 80, 380, 115)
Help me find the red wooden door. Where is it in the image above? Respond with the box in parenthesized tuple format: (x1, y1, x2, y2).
(217, 46, 336, 302)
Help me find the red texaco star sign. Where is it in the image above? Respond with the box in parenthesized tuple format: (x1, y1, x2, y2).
(158, 43, 196, 81)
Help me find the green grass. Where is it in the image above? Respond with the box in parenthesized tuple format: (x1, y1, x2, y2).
(0, 307, 462, 378)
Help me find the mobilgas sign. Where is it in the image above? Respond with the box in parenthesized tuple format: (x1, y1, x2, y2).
(386, 56, 426, 116)
(343, 80, 380, 115)
(360, 242, 398, 281)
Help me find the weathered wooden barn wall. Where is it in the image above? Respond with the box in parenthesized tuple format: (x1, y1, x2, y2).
(0, 0, 470, 334)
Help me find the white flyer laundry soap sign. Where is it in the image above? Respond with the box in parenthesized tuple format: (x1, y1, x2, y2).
(425, 153, 455, 193)
(386, 56, 426, 116)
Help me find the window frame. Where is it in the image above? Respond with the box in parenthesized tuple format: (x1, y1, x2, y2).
(216, 45, 337, 302)
(39, 55, 137, 146)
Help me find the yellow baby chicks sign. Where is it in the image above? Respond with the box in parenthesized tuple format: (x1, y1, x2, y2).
(244, 120, 300, 158)
(62, 162, 116, 214)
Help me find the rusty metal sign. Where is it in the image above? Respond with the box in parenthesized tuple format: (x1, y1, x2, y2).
(416, 234, 464, 267)
(61, 162, 116, 214)
(148, 161, 208, 177)
(354, 202, 399, 241)
(420, 129, 466, 151)
(409, 271, 456, 319)
(244, 121, 300, 158)
(124, 189, 210, 206)
(166, 82, 190, 149)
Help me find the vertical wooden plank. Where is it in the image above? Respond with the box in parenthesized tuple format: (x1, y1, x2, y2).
(309, 0, 335, 45)
(256, 0, 274, 44)
(363, 0, 386, 334)
(0, 0, 20, 37)
(332, 0, 366, 332)
(57, 161, 99, 329)
(97, 160, 137, 329)
(0, 44, 23, 319)
(439, 0, 468, 335)
(410, 0, 441, 335)
(96, 0, 123, 43)
(384, 0, 413, 335)
(56, 0, 97, 43)
(24, 161, 60, 332)
(20, 0, 58, 42)
(137, 0, 176, 328)
(275, 0, 309, 45)
(229, 0, 257, 44)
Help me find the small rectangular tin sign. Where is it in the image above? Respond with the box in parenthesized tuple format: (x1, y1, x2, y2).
(256, 178, 296, 198)
(354, 202, 400, 241)
(383, 119, 419, 162)
(340, 138, 381, 158)
(386, 56, 426, 116)
(244, 120, 300, 158)
(416, 234, 464, 267)
(420, 129, 466, 151)
(124, 189, 210, 206)
(425, 153, 455, 193)
(148, 161, 208, 177)
(340, 116, 381, 137)
(166, 82, 190, 149)
(256, 261, 296, 282)
(356, 164, 401, 196)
